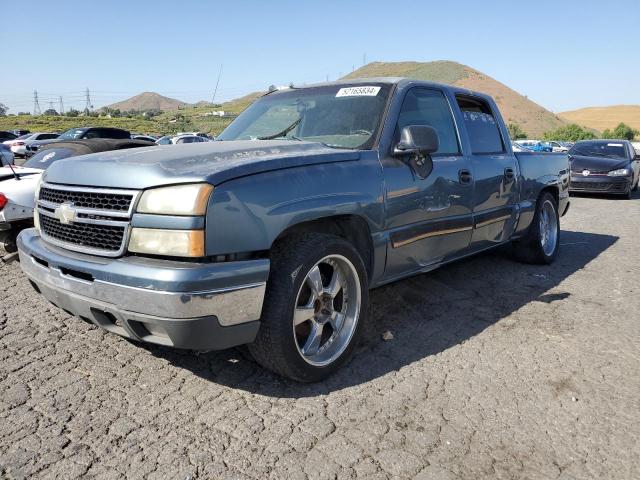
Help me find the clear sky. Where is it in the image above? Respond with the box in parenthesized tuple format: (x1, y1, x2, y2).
(2, 0, 638, 114)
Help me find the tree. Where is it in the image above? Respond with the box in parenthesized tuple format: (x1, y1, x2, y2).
(43, 108, 59, 116)
(0, 103, 8, 116)
(66, 109, 80, 117)
(542, 124, 596, 142)
(507, 123, 527, 140)
(602, 122, 638, 140)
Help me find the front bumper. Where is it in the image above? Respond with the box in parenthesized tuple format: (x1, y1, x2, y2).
(17, 229, 269, 350)
(569, 175, 631, 194)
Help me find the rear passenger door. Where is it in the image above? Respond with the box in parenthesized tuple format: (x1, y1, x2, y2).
(455, 95, 520, 250)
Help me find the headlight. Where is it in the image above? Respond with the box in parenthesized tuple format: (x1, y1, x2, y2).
(608, 168, 630, 177)
(128, 228, 205, 257)
(137, 183, 213, 215)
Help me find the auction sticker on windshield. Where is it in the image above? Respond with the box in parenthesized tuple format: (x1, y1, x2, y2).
(336, 86, 381, 97)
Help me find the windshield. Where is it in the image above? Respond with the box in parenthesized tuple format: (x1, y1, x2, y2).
(24, 148, 76, 169)
(218, 84, 392, 149)
(58, 128, 87, 140)
(569, 141, 627, 159)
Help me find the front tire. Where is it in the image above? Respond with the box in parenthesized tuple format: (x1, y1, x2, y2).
(249, 233, 369, 382)
(512, 192, 560, 264)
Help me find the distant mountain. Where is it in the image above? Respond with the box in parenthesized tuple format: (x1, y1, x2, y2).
(105, 92, 188, 112)
(342, 61, 567, 137)
(560, 105, 640, 133)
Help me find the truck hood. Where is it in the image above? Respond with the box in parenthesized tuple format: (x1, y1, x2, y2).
(569, 155, 629, 173)
(44, 140, 361, 189)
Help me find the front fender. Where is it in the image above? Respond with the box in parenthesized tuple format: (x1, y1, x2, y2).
(204, 156, 384, 256)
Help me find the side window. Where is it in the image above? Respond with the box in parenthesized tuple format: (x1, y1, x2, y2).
(456, 96, 505, 154)
(396, 88, 460, 155)
(83, 129, 100, 139)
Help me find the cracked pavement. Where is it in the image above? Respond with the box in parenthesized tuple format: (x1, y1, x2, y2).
(1, 192, 639, 479)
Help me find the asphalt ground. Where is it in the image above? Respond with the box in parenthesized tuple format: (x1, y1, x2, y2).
(1, 191, 639, 479)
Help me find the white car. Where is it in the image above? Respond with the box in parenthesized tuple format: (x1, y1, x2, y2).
(546, 141, 569, 153)
(3, 132, 59, 157)
(0, 164, 42, 253)
(155, 134, 210, 145)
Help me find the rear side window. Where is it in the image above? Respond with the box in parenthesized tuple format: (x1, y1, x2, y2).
(37, 133, 58, 140)
(396, 88, 460, 155)
(456, 96, 505, 154)
(85, 128, 130, 139)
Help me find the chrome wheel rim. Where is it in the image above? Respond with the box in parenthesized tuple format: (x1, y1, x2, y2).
(292, 254, 361, 367)
(539, 200, 558, 256)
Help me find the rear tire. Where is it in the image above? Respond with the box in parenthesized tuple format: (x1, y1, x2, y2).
(249, 233, 370, 382)
(512, 192, 560, 265)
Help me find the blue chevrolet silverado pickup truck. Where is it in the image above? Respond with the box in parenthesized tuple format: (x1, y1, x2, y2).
(17, 78, 570, 381)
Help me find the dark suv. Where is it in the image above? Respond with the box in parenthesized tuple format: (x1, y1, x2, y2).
(25, 127, 131, 157)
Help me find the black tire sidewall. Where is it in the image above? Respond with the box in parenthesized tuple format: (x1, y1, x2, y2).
(254, 234, 369, 382)
(535, 193, 560, 263)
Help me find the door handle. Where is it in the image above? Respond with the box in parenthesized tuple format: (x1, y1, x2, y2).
(504, 167, 515, 180)
(459, 169, 473, 184)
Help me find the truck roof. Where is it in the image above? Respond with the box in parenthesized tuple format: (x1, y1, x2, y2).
(270, 77, 491, 102)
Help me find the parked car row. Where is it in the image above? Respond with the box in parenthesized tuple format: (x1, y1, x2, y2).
(513, 140, 574, 153)
(2, 128, 215, 160)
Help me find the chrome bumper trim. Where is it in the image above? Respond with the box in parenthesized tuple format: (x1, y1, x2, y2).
(19, 247, 266, 327)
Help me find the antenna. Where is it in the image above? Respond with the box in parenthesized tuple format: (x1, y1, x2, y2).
(83, 87, 93, 114)
(59, 96, 64, 114)
(211, 65, 223, 105)
(33, 90, 41, 115)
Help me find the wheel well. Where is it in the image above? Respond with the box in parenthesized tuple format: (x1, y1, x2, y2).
(539, 186, 559, 206)
(273, 215, 374, 279)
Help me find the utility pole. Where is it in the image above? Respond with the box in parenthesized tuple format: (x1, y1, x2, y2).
(59, 96, 64, 115)
(83, 87, 93, 114)
(363, 53, 367, 66)
(48, 101, 55, 112)
(211, 65, 223, 105)
(33, 90, 41, 115)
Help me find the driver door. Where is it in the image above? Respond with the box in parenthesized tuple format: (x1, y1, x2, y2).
(382, 87, 474, 279)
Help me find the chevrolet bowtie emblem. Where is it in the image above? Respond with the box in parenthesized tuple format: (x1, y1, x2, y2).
(54, 203, 77, 225)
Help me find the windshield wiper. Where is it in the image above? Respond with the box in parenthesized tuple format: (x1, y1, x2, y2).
(258, 118, 302, 140)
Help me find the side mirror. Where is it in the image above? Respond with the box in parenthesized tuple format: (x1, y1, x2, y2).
(393, 125, 439, 179)
(394, 125, 439, 157)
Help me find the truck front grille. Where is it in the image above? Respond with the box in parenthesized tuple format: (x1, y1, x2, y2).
(36, 183, 140, 257)
(40, 186, 133, 212)
(40, 215, 126, 252)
